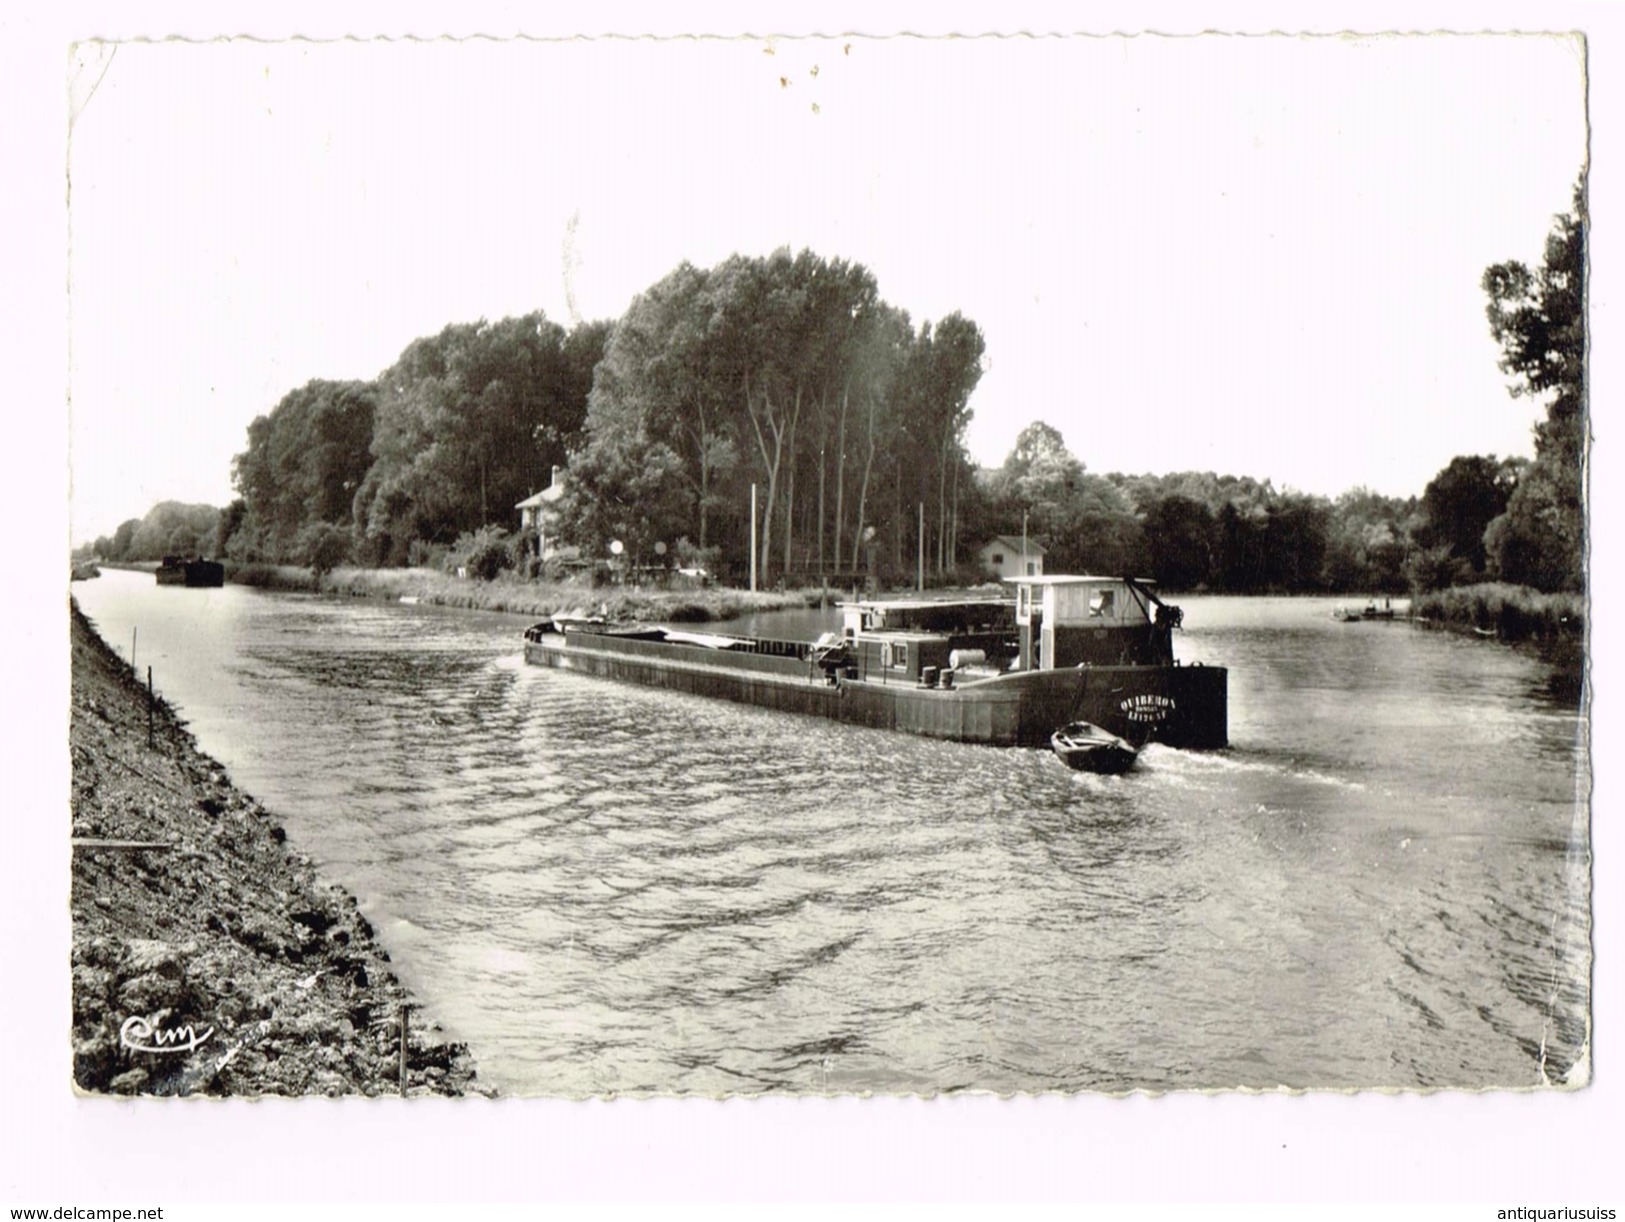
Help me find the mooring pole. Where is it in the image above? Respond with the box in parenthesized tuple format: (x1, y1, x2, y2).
(750, 483, 758, 592)
(146, 667, 153, 747)
(131, 626, 137, 670)
(398, 1002, 411, 1096)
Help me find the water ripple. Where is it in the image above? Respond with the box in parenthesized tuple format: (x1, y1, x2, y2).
(71, 573, 1591, 1095)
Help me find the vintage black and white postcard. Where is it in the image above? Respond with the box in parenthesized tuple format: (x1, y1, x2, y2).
(24, 17, 1612, 1209)
(61, 27, 1591, 1104)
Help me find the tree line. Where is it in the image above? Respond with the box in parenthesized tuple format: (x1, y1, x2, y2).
(88, 193, 1583, 598)
(976, 421, 1423, 593)
(88, 501, 221, 563)
(561, 249, 986, 585)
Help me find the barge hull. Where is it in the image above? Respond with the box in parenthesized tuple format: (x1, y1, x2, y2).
(525, 635, 1226, 749)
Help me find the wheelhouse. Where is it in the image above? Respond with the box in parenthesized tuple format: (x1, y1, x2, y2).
(1008, 575, 1180, 669)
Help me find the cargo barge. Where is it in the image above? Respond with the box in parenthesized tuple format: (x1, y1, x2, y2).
(523, 575, 1227, 750)
(155, 555, 226, 587)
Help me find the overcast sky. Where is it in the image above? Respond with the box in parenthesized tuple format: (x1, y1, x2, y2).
(66, 32, 1585, 543)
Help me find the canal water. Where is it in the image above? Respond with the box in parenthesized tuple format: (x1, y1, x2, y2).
(72, 570, 1590, 1095)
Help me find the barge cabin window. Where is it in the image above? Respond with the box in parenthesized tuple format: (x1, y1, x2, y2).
(888, 642, 908, 669)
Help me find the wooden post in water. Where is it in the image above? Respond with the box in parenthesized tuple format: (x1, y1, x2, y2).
(750, 483, 758, 593)
(146, 667, 153, 747)
(131, 627, 137, 670)
(398, 1002, 411, 1096)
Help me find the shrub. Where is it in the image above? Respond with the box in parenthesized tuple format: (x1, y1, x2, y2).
(539, 555, 583, 584)
(445, 526, 515, 581)
(297, 522, 353, 579)
(408, 539, 448, 570)
(673, 538, 722, 572)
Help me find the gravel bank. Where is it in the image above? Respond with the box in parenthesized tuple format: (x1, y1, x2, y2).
(69, 597, 481, 1097)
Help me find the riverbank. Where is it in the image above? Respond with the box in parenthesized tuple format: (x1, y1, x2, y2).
(228, 562, 824, 622)
(1412, 582, 1585, 642)
(70, 598, 482, 1097)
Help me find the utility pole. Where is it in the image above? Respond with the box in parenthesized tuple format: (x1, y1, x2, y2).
(750, 483, 758, 592)
(917, 502, 925, 592)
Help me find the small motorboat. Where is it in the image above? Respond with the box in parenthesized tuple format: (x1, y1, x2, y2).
(1050, 721, 1140, 774)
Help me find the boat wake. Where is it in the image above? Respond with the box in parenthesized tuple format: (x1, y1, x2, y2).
(1138, 744, 1367, 791)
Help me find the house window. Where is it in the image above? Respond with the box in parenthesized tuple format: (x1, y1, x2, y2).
(1026, 560, 1037, 575)
(991, 553, 1004, 566)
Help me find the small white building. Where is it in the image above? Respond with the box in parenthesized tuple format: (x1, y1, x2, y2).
(979, 534, 1046, 580)
(515, 466, 567, 559)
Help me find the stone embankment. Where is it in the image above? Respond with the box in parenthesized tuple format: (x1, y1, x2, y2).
(69, 598, 480, 1097)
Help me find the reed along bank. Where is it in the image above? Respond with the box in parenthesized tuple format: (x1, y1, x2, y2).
(1412, 582, 1584, 642)
(69, 598, 480, 1097)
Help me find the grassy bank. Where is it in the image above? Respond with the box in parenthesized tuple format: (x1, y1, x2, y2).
(1412, 583, 1585, 642)
(229, 562, 824, 621)
(70, 598, 482, 1097)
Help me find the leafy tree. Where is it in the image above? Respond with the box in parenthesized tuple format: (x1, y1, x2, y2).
(1053, 507, 1147, 576)
(1415, 455, 1514, 576)
(110, 519, 140, 560)
(124, 503, 221, 561)
(357, 313, 603, 563)
(1481, 183, 1586, 591)
(983, 421, 1083, 554)
(298, 521, 352, 578)
(910, 312, 986, 572)
(212, 498, 248, 559)
(1407, 544, 1473, 594)
(1215, 502, 1268, 592)
(582, 263, 737, 552)
(985, 424, 1150, 574)
(558, 424, 688, 569)
(996, 421, 1082, 505)
(165, 525, 202, 556)
(231, 380, 377, 562)
(1484, 457, 1584, 591)
(1321, 487, 1415, 592)
(1261, 495, 1331, 591)
(1143, 495, 1216, 589)
(844, 303, 913, 572)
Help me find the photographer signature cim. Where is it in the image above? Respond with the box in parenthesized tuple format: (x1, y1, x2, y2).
(119, 1015, 214, 1055)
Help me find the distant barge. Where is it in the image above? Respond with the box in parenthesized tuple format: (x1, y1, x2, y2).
(155, 556, 225, 587)
(523, 575, 1227, 750)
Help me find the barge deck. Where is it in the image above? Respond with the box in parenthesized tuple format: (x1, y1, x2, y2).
(523, 575, 1228, 750)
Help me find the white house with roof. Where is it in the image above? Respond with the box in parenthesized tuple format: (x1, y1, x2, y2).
(978, 534, 1046, 580)
(515, 465, 567, 559)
